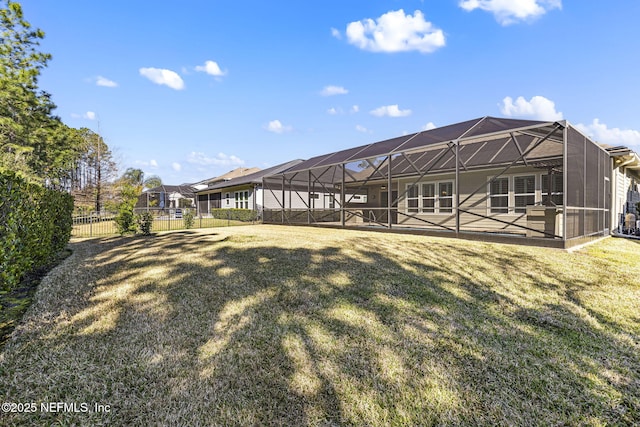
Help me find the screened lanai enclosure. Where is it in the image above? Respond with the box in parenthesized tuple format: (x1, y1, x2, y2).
(263, 117, 611, 248)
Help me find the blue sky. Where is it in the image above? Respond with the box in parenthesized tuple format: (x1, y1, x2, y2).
(23, 0, 640, 184)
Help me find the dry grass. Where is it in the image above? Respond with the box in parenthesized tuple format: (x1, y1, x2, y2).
(0, 225, 638, 425)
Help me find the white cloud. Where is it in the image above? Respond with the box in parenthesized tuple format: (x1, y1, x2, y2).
(71, 111, 97, 120)
(187, 152, 245, 166)
(575, 119, 640, 147)
(423, 122, 437, 130)
(356, 125, 372, 133)
(351, 105, 360, 113)
(134, 159, 160, 168)
(459, 0, 562, 25)
(195, 60, 227, 77)
(139, 67, 185, 90)
(500, 95, 563, 121)
(327, 107, 340, 115)
(331, 28, 341, 39)
(345, 9, 445, 54)
(265, 120, 293, 134)
(321, 85, 348, 96)
(96, 76, 118, 87)
(172, 162, 182, 171)
(370, 104, 412, 118)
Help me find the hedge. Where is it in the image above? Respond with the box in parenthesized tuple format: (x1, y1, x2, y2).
(0, 172, 73, 291)
(208, 208, 259, 222)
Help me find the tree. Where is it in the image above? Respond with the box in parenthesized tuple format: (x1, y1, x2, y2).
(114, 169, 142, 234)
(69, 128, 117, 212)
(0, 1, 53, 176)
(0, 1, 85, 186)
(143, 174, 162, 191)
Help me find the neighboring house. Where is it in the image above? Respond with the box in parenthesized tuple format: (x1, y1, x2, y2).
(136, 184, 196, 210)
(607, 146, 640, 231)
(262, 116, 632, 249)
(191, 167, 261, 192)
(196, 160, 303, 217)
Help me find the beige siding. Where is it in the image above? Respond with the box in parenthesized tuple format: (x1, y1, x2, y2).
(394, 167, 557, 235)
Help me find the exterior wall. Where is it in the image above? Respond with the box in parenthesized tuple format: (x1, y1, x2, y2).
(196, 184, 256, 215)
(392, 166, 561, 235)
(335, 167, 563, 235)
(263, 188, 336, 210)
(611, 165, 640, 231)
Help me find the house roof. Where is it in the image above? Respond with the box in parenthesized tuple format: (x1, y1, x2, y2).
(607, 146, 640, 170)
(283, 116, 564, 175)
(190, 167, 262, 190)
(144, 184, 196, 196)
(198, 159, 304, 192)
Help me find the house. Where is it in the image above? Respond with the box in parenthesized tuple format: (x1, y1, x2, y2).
(196, 160, 304, 217)
(262, 116, 632, 249)
(607, 146, 640, 232)
(136, 184, 196, 211)
(191, 167, 261, 192)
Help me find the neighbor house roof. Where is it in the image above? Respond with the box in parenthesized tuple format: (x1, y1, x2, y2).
(199, 159, 304, 192)
(191, 167, 262, 190)
(144, 184, 196, 196)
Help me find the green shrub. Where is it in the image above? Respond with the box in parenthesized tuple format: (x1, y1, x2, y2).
(183, 209, 195, 229)
(114, 201, 136, 235)
(0, 172, 73, 291)
(136, 212, 154, 235)
(209, 208, 258, 222)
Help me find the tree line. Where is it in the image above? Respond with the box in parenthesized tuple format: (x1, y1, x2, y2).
(0, 0, 161, 214)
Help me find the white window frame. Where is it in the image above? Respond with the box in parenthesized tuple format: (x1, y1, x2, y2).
(487, 173, 550, 215)
(513, 174, 536, 214)
(488, 176, 510, 214)
(406, 184, 420, 213)
(234, 190, 249, 209)
(437, 181, 454, 214)
(421, 182, 436, 213)
(541, 173, 564, 206)
(405, 180, 455, 215)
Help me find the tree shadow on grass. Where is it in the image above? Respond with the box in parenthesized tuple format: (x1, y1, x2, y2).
(1, 229, 638, 425)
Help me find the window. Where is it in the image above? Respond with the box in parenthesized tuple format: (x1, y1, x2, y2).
(490, 177, 509, 214)
(406, 180, 453, 214)
(225, 193, 230, 206)
(514, 175, 535, 213)
(542, 173, 563, 206)
(407, 184, 419, 213)
(421, 183, 435, 213)
(439, 182, 453, 213)
(326, 194, 335, 209)
(234, 191, 249, 209)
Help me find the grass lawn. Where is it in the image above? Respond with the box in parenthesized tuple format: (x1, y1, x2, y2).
(0, 225, 638, 425)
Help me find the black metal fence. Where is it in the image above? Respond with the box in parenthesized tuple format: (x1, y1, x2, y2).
(72, 208, 259, 238)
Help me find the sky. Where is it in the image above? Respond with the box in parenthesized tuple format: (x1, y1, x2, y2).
(21, 0, 640, 185)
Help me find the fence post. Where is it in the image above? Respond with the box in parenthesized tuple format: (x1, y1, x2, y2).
(227, 209, 230, 227)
